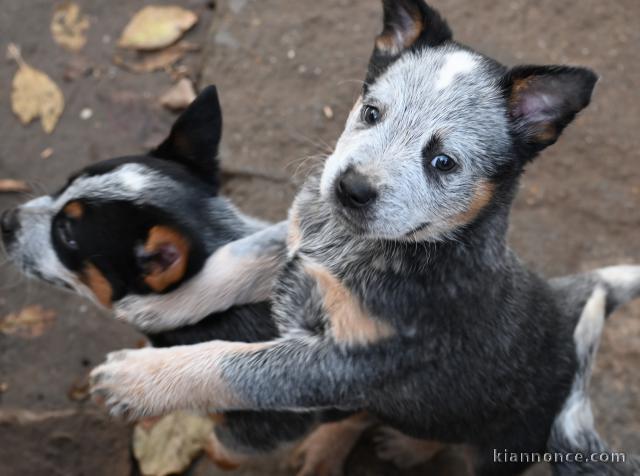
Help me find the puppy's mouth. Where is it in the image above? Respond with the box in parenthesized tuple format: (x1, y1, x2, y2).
(405, 221, 431, 237)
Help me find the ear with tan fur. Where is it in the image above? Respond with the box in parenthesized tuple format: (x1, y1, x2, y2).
(367, 0, 452, 84)
(503, 65, 598, 155)
(136, 226, 190, 293)
(376, 0, 451, 55)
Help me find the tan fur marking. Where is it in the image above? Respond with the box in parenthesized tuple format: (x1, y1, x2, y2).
(143, 225, 190, 292)
(377, 426, 445, 468)
(292, 413, 373, 476)
(376, 11, 424, 55)
(287, 208, 302, 252)
(535, 123, 557, 143)
(306, 263, 394, 346)
(510, 77, 558, 143)
(510, 77, 533, 106)
(208, 413, 226, 425)
(204, 430, 242, 470)
(449, 181, 495, 227)
(63, 201, 84, 219)
(81, 262, 113, 308)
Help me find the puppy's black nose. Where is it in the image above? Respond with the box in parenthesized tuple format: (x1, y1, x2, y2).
(336, 169, 377, 209)
(1, 208, 20, 244)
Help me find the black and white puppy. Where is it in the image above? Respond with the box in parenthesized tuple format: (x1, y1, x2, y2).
(0, 86, 318, 466)
(84, 2, 640, 475)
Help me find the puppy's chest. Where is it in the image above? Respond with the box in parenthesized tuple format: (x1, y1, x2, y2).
(278, 208, 395, 345)
(274, 250, 396, 346)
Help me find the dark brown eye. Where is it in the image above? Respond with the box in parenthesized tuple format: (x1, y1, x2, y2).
(361, 105, 381, 125)
(55, 217, 78, 250)
(430, 154, 457, 172)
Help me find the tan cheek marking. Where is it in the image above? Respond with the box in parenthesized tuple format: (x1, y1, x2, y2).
(305, 263, 394, 346)
(80, 262, 113, 308)
(63, 201, 84, 219)
(448, 181, 495, 227)
(143, 226, 190, 292)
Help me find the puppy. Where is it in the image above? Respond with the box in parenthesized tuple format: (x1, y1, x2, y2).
(0, 86, 321, 467)
(548, 284, 640, 475)
(62, 3, 640, 476)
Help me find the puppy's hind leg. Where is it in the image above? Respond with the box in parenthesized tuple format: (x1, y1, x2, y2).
(374, 426, 445, 469)
(290, 413, 373, 476)
(206, 411, 317, 470)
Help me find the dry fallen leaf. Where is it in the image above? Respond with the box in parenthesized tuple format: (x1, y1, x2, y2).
(0, 179, 31, 193)
(118, 6, 198, 50)
(133, 411, 214, 476)
(160, 78, 196, 111)
(8, 44, 64, 134)
(112, 41, 199, 74)
(51, 2, 90, 51)
(40, 147, 54, 159)
(0, 305, 57, 338)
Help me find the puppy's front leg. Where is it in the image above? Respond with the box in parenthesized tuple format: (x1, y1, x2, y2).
(90, 337, 383, 419)
(114, 221, 288, 331)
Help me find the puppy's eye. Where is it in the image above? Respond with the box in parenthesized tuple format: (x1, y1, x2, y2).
(361, 105, 381, 125)
(430, 154, 457, 172)
(55, 217, 78, 250)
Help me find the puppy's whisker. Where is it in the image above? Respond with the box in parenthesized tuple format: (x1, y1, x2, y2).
(289, 132, 335, 156)
(287, 154, 328, 182)
(336, 78, 369, 88)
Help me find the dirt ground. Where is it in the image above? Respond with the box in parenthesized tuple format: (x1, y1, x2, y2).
(0, 0, 638, 475)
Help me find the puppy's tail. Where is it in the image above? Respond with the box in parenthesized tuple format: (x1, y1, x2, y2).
(548, 267, 640, 475)
(549, 285, 605, 450)
(548, 282, 640, 474)
(550, 265, 640, 320)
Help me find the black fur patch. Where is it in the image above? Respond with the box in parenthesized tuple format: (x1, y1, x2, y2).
(152, 85, 223, 189)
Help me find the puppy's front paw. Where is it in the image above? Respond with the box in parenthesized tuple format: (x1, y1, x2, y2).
(90, 347, 180, 420)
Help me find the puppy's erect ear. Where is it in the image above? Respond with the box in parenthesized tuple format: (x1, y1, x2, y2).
(152, 85, 223, 188)
(503, 66, 598, 155)
(136, 226, 190, 293)
(367, 0, 452, 83)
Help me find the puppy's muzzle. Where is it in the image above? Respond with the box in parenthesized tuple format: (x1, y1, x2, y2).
(1, 208, 20, 247)
(335, 169, 378, 209)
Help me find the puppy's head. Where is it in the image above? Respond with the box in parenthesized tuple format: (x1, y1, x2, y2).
(320, 0, 597, 241)
(1, 86, 244, 309)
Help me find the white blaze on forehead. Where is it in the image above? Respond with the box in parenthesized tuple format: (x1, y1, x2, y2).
(55, 163, 163, 208)
(120, 168, 150, 192)
(435, 51, 477, 91)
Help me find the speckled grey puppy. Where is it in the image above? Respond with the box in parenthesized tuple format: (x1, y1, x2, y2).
(89, 2, 640, 475)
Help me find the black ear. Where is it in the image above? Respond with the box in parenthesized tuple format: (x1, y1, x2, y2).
(503, 66, 598, 155)
(151, 85, 223, 188)
(367, 0, 452, 84)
